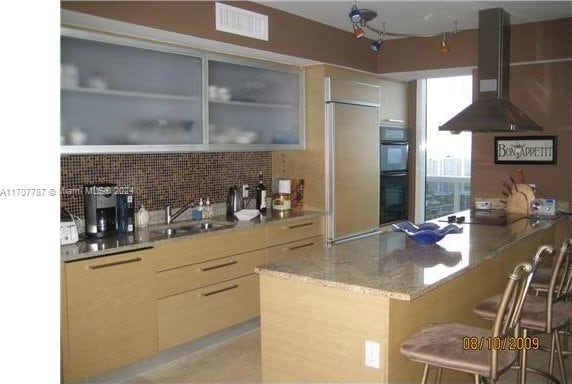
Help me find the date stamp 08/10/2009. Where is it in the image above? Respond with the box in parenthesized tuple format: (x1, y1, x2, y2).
(463, 336, 540, 351)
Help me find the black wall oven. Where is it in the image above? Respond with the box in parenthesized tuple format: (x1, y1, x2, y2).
(380, 126, 409, 224)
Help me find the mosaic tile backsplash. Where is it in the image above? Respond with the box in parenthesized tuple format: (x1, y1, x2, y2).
(61, 152, 273, 218)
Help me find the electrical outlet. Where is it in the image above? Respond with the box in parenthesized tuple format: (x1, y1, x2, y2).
(242, 184, 249, 198)
(365, 340, 380, 369)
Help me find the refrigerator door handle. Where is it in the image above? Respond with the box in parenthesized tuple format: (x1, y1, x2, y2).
(325, 103, 336, 241)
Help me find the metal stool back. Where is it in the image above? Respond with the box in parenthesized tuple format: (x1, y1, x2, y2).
(400, 261, 535, 383)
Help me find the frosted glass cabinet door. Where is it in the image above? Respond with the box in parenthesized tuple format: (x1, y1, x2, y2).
(208, 60, 302, 147)
(61, 33, 203, 149)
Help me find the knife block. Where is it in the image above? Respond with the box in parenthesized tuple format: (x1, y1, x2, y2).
(506, 184, 535, 214)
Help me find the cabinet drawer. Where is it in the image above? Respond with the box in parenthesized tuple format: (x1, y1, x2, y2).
(267, 235, 324, 263)
(156, 249, 267, 298)
(266, 218, 323, 247)
(155, 227, 266, 272)
(157, 274, 259, 350)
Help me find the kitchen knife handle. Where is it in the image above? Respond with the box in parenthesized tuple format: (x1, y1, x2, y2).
(510, 176, 519, 192)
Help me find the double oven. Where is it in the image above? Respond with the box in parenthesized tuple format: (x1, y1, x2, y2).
(380, 126, 409, 225)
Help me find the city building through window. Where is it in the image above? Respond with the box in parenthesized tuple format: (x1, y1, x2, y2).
(425, 75, 473, 220)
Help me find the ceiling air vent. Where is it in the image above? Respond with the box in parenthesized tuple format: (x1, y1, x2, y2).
(215, 2, 269, 41)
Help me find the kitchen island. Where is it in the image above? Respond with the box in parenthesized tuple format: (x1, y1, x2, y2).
(256, 214, 561, 383)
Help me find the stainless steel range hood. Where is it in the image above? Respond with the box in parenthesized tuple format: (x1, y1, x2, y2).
(439, 8, 542, 133)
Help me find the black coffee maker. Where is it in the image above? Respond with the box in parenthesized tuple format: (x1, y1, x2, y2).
(84, 183, 117, 237)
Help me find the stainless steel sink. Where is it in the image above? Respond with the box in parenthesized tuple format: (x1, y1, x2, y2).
(150, 221, 235, 238)
(151, 227, 194, 237)
(189, 221, 235, 232)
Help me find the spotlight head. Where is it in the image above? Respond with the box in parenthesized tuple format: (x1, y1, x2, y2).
(440, 39, 450, 54)
(371, 39, 383, 52)
(349, 4, 362, 24)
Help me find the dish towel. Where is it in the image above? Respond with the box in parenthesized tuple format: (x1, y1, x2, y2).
(234, 209, 260, 221)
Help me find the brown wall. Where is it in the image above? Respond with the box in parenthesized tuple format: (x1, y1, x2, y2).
(377, 18, 572, 73)
(61, 1, 377, 72)
(378, 18, 572, 209)
(472, 61, 571, 205)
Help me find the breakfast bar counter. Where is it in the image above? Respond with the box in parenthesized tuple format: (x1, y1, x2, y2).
(256, 214, 562, 383)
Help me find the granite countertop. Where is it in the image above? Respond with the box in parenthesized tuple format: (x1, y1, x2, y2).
(256, 211, 561, 301)
(61, 210, 324, 262)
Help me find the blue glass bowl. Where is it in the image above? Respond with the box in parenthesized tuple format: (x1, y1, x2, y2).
(392, 221, 463, 245)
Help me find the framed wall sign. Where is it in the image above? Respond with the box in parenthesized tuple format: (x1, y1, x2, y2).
(494, 136, 557, 165)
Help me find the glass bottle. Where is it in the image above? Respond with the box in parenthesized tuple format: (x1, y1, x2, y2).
(255, 171, 267, 212)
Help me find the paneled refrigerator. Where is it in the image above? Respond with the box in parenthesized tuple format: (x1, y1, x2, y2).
(325, 78, 380, 243)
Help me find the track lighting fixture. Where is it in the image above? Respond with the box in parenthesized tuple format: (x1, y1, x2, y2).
(349, 2, 362, 24)
(371, 33, 383, 52)
(440, 32, 450, 54)
(348, 1, 460, 54)
(353, 24, 365, 39)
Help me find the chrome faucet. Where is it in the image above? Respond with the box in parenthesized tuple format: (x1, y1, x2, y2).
(165, 203, 193, 225)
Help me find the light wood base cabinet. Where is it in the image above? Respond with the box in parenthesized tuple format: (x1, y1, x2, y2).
(154, 216, 324, 351)
(157, 274, 260, 350)
(62, 247, 157, 383)
(267, 235, 324, 263)
(61, 215, 324, 381)
(266, 217, 323, 247)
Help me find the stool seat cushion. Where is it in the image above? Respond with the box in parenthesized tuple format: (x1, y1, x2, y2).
(400, 323, 517, 377)
(474, 294, 572, 331)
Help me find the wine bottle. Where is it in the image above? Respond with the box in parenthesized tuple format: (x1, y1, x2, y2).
(255, 171, 267, 212)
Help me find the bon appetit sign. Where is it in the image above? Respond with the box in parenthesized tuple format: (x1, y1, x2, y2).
(494, 136, 557, 164)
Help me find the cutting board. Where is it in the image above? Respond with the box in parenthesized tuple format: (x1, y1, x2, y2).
(506, 183, 535, 214)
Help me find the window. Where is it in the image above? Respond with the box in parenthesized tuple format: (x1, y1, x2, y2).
(416, 75, 473, 221)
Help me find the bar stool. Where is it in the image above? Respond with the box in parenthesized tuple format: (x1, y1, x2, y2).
(530, 238, 572, 354)
(475, 240, 572, 384)
(530, 245, 571, 296)
(400, 261, 535, 384)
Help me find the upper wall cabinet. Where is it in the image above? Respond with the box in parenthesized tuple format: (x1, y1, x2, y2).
(379, 79, 408, 127)
(61, 29, 205, 153)
(60, 28, 304, 154)
(208, 59, 303, 149)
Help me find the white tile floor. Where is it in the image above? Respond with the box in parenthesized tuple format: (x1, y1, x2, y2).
(116, 329, 572, 384)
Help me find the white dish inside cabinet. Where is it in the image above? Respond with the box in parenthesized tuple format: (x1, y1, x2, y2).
(207, 58, 303, 148)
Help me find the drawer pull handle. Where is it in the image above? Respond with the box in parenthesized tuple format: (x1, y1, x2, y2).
(284, 222, 314, 230)
(385, 118, 405, 124)
(202, 284, 239, 297)
(286, 242, 315, 251)
(88, 257, 142, 269)
(200, 260, 238, 272)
